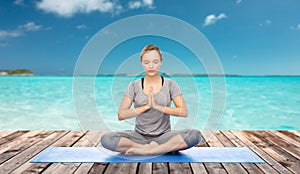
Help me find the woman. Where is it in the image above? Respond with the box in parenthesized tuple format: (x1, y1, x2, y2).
(101, 44, 201, 156)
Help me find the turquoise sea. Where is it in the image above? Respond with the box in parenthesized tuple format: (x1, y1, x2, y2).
(0, 76, 299, 130)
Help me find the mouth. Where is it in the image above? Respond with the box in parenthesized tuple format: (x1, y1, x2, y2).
(147, 70, 156, 73)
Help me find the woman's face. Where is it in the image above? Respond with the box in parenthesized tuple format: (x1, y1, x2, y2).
(141, 50, 162, 76)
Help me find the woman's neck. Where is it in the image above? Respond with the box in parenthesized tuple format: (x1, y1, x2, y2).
(144, 75, 161, 84)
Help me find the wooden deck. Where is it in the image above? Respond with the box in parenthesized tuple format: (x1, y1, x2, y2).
(0, 130, 299, 174)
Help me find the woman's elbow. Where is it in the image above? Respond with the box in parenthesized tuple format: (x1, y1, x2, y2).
(180, 108, 188, 117)
(118, 113, 124, 121)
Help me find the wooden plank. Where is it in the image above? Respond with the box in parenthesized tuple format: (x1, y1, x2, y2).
(267, 131, 300, 159)
(205, 130, 248, 174)
(271, 131, 300, 148)
(0, 131, 67, 173)
(200, 131, 227, 174)
(74, 131, 105, 174)
(88, 163, 107, 174)
(0, 131, 54, 164)
(247, 131, 300, 174)
(137, 163, 152, 174)
(51, 131, 102, 174)
(0, 131, 29, 146)
(35, 131, 86, 174)
(0, 130, 16, 138)
(104, 163, 138, 174)
(169, 163, 192, 174)
(216, 131, 261, 174)
(233, 131, 292, 174)
(189, 133, 208, 174)
(223, 131, 279, 174)
(152, 163, 168, 174)
(221, 131, 264, 174)
(13, 131, 85, 174)
(0, 130, 42, 154)
(289, 130, 300, 138)
(190, 163, 208, 174)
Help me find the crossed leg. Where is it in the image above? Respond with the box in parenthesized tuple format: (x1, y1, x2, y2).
(101, 129, 201, 156)
(124, 134, 188, 155)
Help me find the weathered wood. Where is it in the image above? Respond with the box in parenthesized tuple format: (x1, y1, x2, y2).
(234, 131, 292, 174)
(190, 133, 208, 174)
(74, 131, 104, 174)
(214, 130, 251, 174)
(289, 130, 300, 138)
(169, 163, 192, 174)
(0, 131, 67, 173)
(224, 131, 279, 174)
(15, 131, 85, 174)
(0, 131, 29, 146)
(152, 163, 168, 174)
(0, 130, 42, 154)
(247, 131, 300, 174)
(221, 131, 264, 174)
(201, 130, 235, 174)
(0, 130, 15, 138)
(0, 131, 54, 164)
(88, 163, 107, 174)
(137, 163, 152, 174)
(190, 163, 208, 174)
(266, 131, 300, 159)
(0, 130, 299, 174)
(270, 131, 300, 149)
(201, 131, 227, 174)
(52, 131, 101, 174)
(104, 163, 138, 174)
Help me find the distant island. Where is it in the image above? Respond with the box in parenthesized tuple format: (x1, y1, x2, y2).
(0, 69, 34, 76)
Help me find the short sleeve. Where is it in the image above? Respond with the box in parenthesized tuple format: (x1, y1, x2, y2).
(123, 82, 135, 100)
(170, 80, 182, 99)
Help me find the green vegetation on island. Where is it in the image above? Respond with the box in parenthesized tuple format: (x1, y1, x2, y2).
(0, 69, 34, 76)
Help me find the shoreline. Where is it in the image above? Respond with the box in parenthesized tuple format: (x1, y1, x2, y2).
(1, 74, 300, 77)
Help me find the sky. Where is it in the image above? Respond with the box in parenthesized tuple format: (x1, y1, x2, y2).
(0, 0, 300, 75)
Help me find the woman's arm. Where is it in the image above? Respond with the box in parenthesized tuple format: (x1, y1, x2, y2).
(118, 96, 150, 121)
(152, 94, 188, 117)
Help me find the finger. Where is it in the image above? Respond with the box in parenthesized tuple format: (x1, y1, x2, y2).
(149, 86, 153, 93)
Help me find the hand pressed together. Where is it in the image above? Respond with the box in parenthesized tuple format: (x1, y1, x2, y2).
(146, 86, 161, 111)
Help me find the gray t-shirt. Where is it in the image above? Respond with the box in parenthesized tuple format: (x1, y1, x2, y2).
(124, 78, 182, 136)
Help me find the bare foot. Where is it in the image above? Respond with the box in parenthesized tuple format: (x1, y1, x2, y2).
(125, 142, 158, 156)
(125, 147, 147, 156)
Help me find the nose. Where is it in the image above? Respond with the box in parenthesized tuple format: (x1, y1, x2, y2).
(148, 63, 154, 69)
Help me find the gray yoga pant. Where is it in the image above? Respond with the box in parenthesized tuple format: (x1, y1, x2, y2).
(100, 129, 201, 151)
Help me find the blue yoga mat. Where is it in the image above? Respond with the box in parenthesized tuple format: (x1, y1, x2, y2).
(31, 147, 264, 163)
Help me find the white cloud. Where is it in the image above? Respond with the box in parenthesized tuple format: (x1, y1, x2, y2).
(143, 0, 154, 7)
(0, 42, 9, 47)
(290, 24, 300, 30)
(265, 20, 272, 24)
(236, 0, 242, 4)
(128, 0, 154, 9)
(259, 20, 272, 27)
(203, 13, 227, 27)
(19, 22, 43, 31)
(128, 1, 142, 9)
(0, 30, 22, 39)
(76, 24, 88, 30)
(0, 22, 43, 40)
(14, 0, 24, 6)
(36, 0, 123, 18)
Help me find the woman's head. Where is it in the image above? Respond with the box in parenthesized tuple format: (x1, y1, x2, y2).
(140, 44, 162, 76)
(140, 44, 162, 62)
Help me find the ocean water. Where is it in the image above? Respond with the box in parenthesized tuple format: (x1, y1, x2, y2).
(0, 76, 299, 130)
